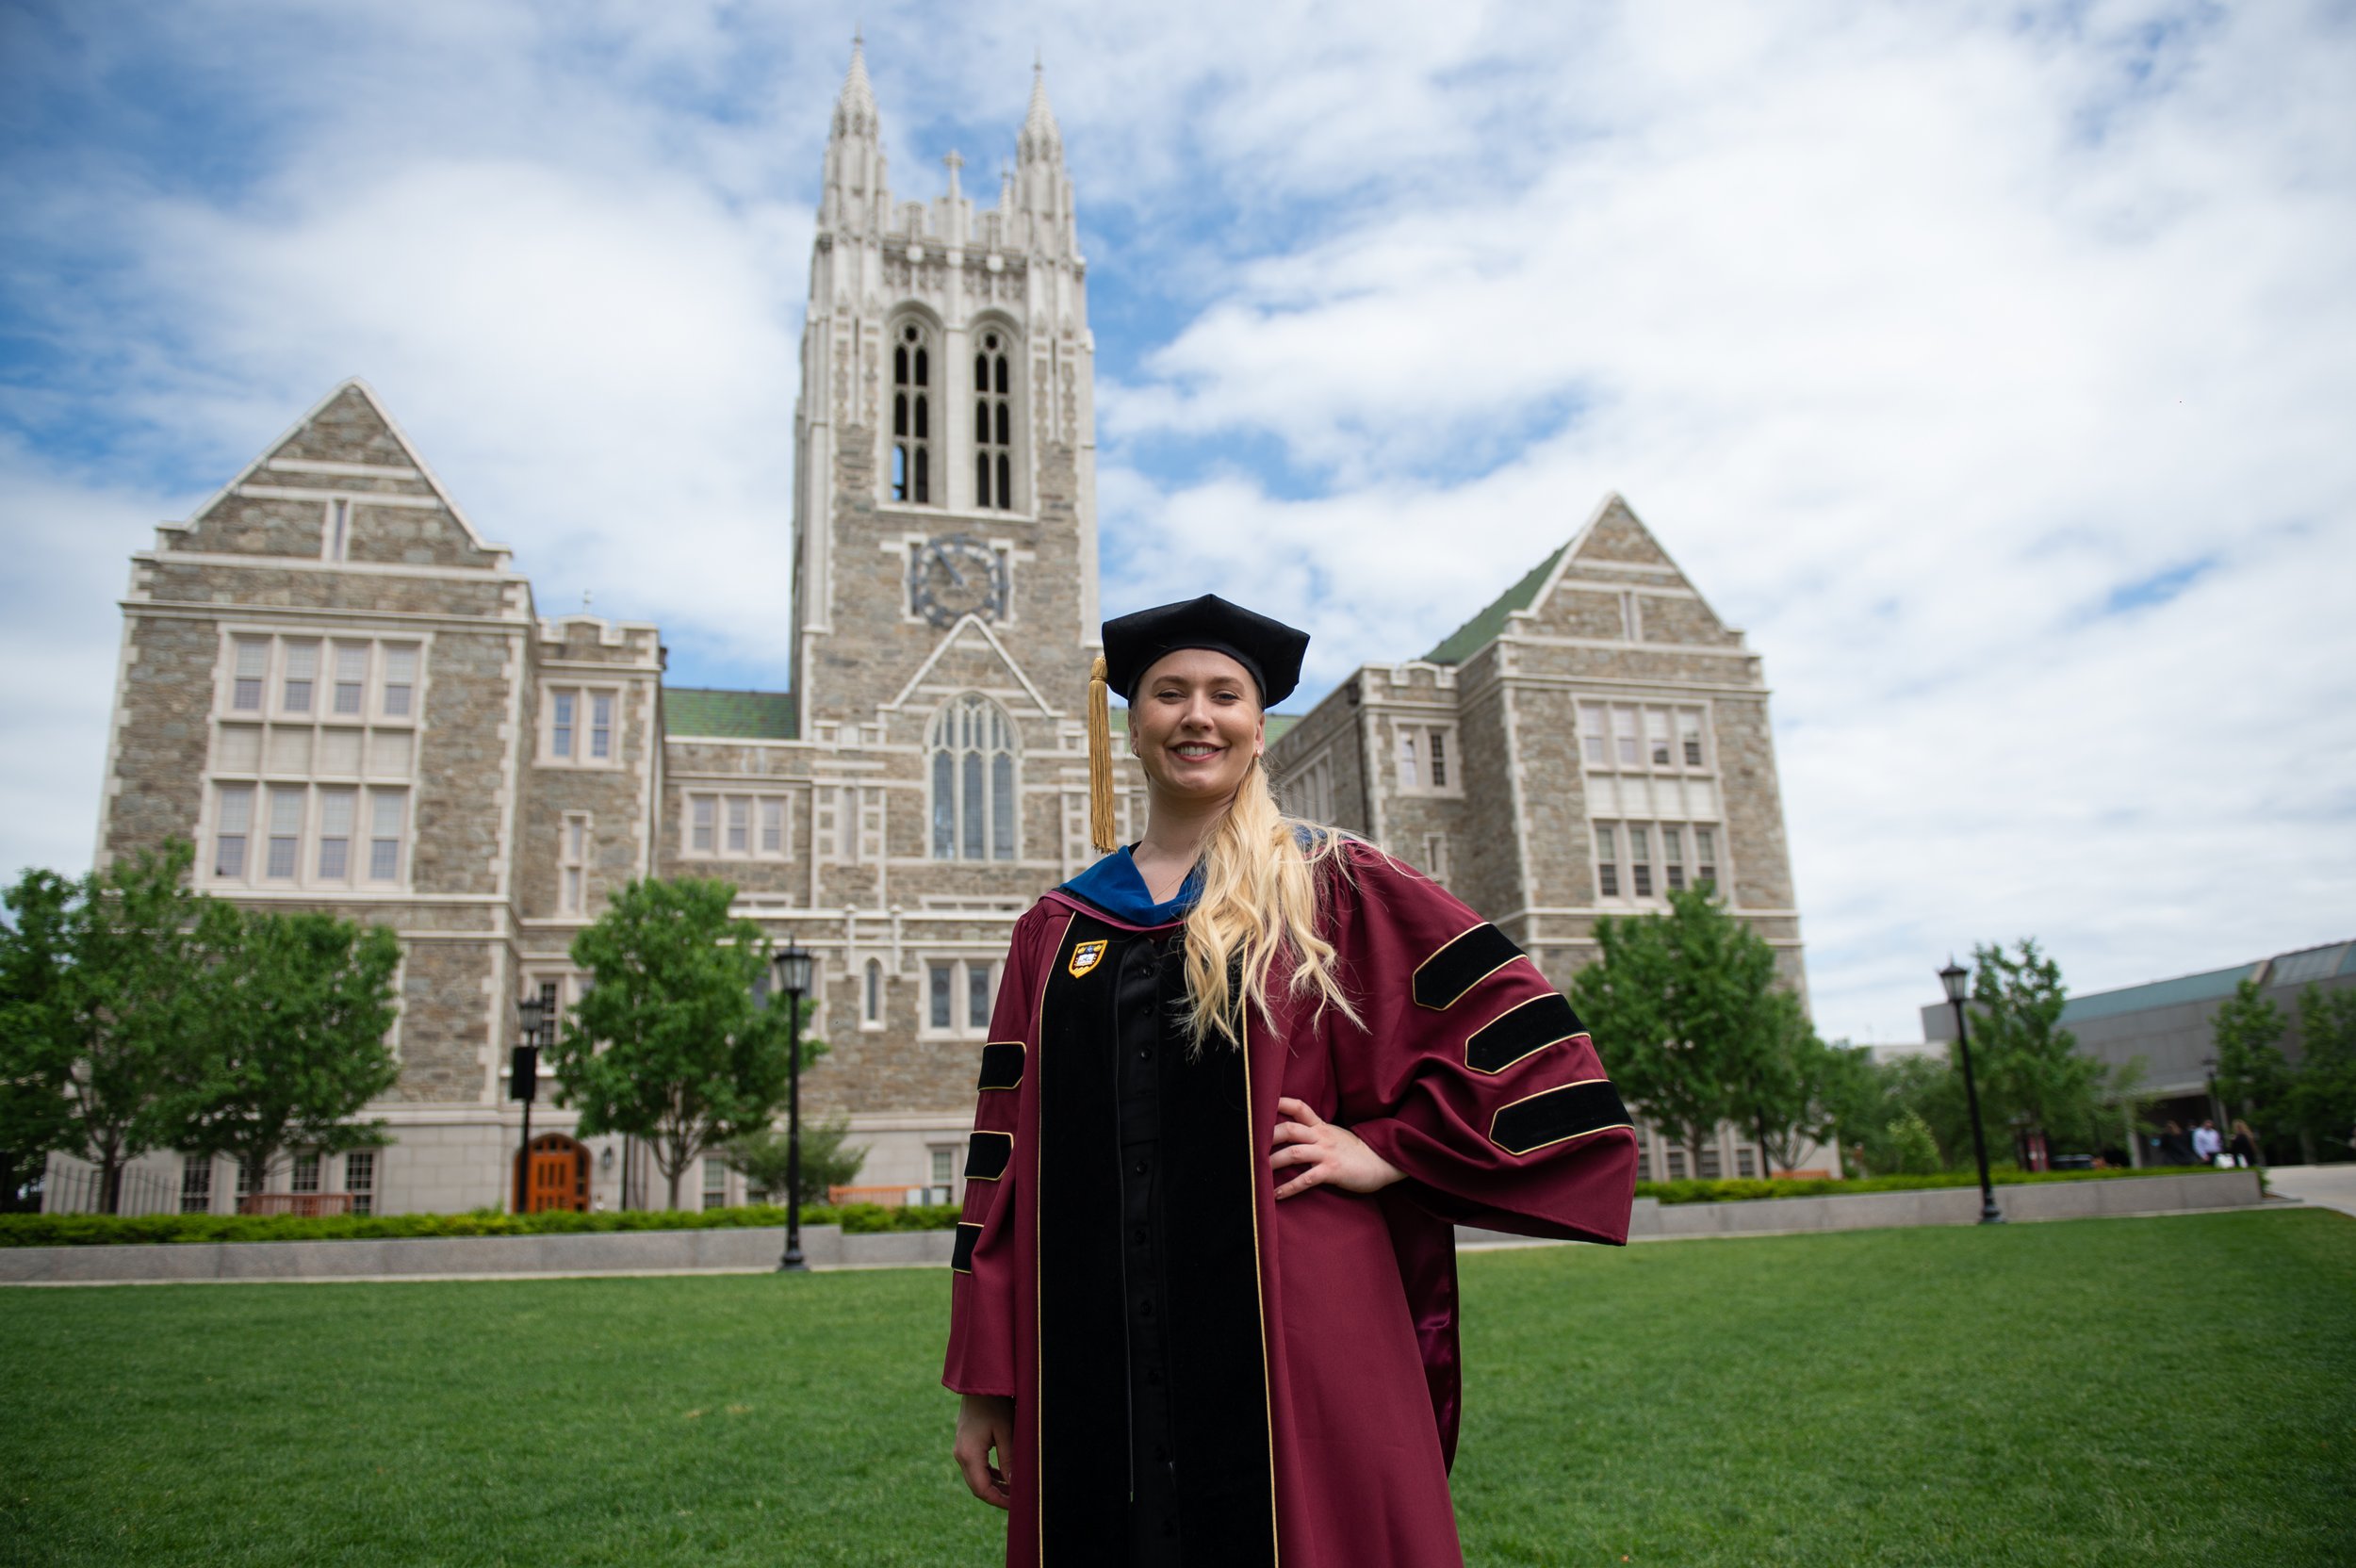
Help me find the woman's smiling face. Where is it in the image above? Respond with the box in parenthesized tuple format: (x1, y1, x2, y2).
(1130, 648, 1265, 805)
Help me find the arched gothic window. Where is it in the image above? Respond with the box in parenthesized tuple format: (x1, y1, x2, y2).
(973, 328, 1013, 510)
(892, 319, 932, 505)
(929, 694, 1018, 861)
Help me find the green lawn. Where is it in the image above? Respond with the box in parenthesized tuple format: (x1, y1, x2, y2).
(3, 1210, 2350, 1566)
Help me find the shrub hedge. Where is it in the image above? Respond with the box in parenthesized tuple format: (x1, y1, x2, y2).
(4, 1167, 2236, 1246)
(1635, 1164, 2221, 1205)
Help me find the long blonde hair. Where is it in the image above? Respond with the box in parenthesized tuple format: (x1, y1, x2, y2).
(1181, 760, 1362, 1052)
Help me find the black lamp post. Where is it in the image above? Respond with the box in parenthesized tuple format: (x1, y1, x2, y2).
(2200, 1054, 2225, 1140)
(1939, 958, 2004, 1225)
(513, 996, 545, 1215)
(773, 939, 815, 1272)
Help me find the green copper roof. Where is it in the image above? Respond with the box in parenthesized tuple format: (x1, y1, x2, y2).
(1423, 543, 1567, 664)
(2058, 963, 2262, 1023)
(2270, 941, 2356, 986)
(664, 687, 798, 740)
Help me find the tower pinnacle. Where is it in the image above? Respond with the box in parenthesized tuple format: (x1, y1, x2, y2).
(833, 33, 878, 139)
(1019, 59, 1062, 165)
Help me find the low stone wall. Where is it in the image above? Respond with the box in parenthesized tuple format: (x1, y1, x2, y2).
(1461, 1168, 2267, 1248)
(0, 1224, 906, 1285)
(1, 1171, 2266, 1284)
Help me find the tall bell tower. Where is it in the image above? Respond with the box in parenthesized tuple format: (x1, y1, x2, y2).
(788, 40, 1100, 737)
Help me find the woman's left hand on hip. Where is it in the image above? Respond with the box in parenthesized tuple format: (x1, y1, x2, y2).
(1270, 1096, 1405, 1200)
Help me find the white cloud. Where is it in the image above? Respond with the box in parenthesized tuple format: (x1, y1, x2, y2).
(3, 0, 2351, 1047)
(0, 445, 191, 878)
(1087, 0, 2356, 1038)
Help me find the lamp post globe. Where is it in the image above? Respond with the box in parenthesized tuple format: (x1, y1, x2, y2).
(773, 939, 813, 1272)
(1939, 956, 2004, 1225)
(775, 940, 815, 1000)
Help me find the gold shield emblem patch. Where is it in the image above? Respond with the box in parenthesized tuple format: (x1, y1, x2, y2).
(1067, 939, 1108, 978)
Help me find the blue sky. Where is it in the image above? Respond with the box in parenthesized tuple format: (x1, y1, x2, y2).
(3, 0, 2352, 1044)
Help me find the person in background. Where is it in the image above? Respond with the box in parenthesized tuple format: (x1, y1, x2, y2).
(2191, 1119, 2223, 1165)
(2158, 1120, 2193, 1166)
(2227, 1119, 2259, 1168)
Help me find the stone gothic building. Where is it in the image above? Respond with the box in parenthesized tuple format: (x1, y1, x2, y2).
(1266, 495, 1808, 1183)
(86, 46, 1810, 1217)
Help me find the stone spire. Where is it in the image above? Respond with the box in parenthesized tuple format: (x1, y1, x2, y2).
(821, 34, 889, 235)
(1012, 57, 1074, 254)
(833, 31, 879, 139)
(1017, 57, 1062, 166)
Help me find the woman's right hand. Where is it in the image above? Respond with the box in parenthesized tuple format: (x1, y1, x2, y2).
(954, 1393, 1016, 1509)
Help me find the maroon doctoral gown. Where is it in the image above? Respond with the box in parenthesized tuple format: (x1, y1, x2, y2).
(943, 842, 1639, 1567)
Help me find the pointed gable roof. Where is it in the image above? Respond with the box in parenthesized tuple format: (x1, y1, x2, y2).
(168, 378, 507, 570)
(885, 614, 1059, 717)
(1421, 493, 1730, 663)
(1573, 492, 1680, 572)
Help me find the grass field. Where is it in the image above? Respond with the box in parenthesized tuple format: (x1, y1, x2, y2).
(3, 1210, 2350, 1566)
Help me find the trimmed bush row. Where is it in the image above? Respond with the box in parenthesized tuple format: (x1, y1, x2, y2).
(4, 1167, 2233, 1246)
(1636, 1164, 2221, 1205)
(0, 1200, 965, 1249)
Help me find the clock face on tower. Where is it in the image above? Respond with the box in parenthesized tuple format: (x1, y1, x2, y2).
(908, 533, 1008, 627)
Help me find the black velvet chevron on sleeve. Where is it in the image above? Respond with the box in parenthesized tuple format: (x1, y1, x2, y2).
(1489, 1080, 1631, 1154)
(1464, 992, 1584, 1074)
(950, 1221, 984, 1274)
(976, 1040, 1025, 1091)
(964, 1130, 1013, 1181)
(1412, 923, 1526, 1010)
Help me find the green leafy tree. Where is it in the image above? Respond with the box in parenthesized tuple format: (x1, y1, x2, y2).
(1893, 1054, 1974, 1168)
(1573, 887, 1815, 1172)
(0, 843, 213, 1212)
(1818, 1050, 1973, 1176)
(1965, 939, 2111, 1160)
(1750, 1000, 1847, 1177)
(0, 873, 84, 1210)
(554, 878, 823, 1209)
(1886, 1109, 1944, 1174)
(1814, 1041, 1884, 1176)
(724, 1115, 869, 1206)
(1573, 898, 1719, 1169)
(176, 906, 402, 1194)
(2286, 986, 2356, 1160)
(2211, 977, 2291, 1153)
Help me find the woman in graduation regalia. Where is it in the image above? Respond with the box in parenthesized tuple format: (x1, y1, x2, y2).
(945, 596, 1638, 1567)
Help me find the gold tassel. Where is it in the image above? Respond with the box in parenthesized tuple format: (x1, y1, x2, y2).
(1087, 655, 1118, 853)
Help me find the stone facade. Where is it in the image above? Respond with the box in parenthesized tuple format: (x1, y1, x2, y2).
(1268, 493, 1816, 1182)
(87, 48, 1819, 1214)
(87, 46, 1110, 1214)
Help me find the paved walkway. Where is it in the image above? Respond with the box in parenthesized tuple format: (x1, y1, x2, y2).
(2259, 1164, 2356, 1218)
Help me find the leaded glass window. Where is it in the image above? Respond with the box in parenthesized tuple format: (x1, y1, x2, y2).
(892, 319, 933, 504)
(927, 694, 1018, 861)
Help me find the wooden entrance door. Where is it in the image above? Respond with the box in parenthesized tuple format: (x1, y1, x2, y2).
(524, 1134, 588, 1213)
